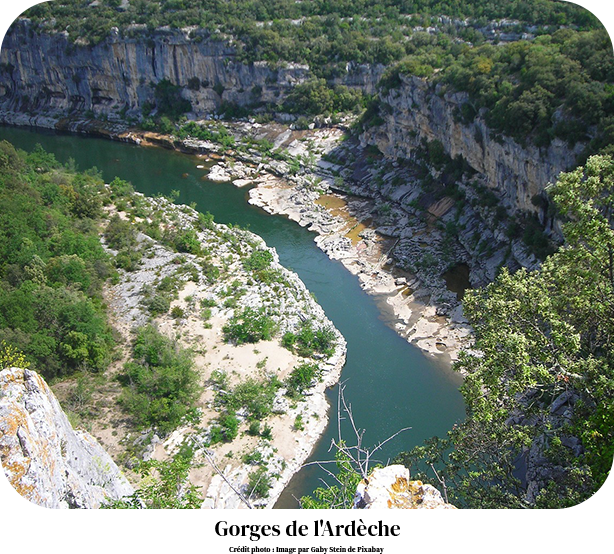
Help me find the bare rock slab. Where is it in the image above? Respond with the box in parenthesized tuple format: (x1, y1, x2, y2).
(0, 367, 133, 508)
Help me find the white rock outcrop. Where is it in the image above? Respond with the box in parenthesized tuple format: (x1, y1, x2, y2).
(362, 73, 583, 216)
(354, 465, 455, 509)
(0, 367, 133, 508)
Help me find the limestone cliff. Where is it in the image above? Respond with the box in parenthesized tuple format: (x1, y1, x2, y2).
(0, 19, 380, 119)
(362, 73, 584, 218)
(0, 367, 133, 508)
(354, 465, 455, 509)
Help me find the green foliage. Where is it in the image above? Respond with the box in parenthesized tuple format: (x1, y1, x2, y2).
(283, 79, 365, 115)
(104, 451, 201, 509)
(153, 79, 192, 120)
(145, 294, 170, 315)
(172, 228, 203, 255)
(177, 121, 236, 149)
(217, 375, 281, 421)
(410, 28, 613, 150)
(222, 307, 277, 344)
(300, 444, 362, 509)
(119, 325, 201, 434)
(0, 141, 115, 380)
(247, 466, 272, 499)
(210, 411, 240, 443)
(105, 214, 143, 270)
(105, 214, 137, 251)
(281, 320, 336, 358)
(242, 449, 263, 465)
(285, 362, 321, 398)
(0, 0, 614, 91)
(398, 155, 614, 508)
(242, 248, 273, 272)
(0, 341, 30, 369)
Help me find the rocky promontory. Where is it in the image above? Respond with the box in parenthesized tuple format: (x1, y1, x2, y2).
(354, 465, 455, 509)
(0, 366, 133, 508)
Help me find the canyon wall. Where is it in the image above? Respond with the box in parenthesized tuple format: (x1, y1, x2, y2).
(362, 73, 584, 217)
(0, 19, 382, 119)
(0, 367, 133, 508)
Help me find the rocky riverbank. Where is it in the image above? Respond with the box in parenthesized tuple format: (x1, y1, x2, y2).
(92, 190, 346, 508)
(0, 109, 475, 362)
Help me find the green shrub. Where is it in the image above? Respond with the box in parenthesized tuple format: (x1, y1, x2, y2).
(282, 320, 336, 358)
(173, 229, 203, 255)
(147, 294, 171, 315)
(243, 249, 273, 272)
(285, 362, 321, 398)
(247, 420, 261, 436)
(248, 466, 272, 499)
(223, 307, 277, 344)
(243, 449, 263, 465)
(154, 79, 192, 120)
(220, 376, 281, 421)
(118, 325, 201, 434)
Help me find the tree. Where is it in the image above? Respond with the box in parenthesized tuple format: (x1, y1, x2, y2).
(397, 155, 614, 508)
(104, 452, 201, 509)
(301, 384, 410, 508)
(119, 325, 201, 434)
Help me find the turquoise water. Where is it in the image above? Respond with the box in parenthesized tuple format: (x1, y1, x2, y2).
(0, 125, 465, 507)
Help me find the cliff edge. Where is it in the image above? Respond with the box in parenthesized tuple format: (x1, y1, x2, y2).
(354, 465, 455, 509)
(0, 367, 133, 508)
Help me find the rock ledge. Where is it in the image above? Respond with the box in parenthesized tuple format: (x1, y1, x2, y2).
(354, 465, 455, 509)
(0, 367, 133, 508)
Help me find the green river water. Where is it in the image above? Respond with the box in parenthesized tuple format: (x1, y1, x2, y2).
(0, 125, 465, 507)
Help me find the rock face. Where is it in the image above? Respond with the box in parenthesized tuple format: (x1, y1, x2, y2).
(362, 73, 584, 216)
(0, 367, 133, 508)
(0, 20, 380, 118)
(354, 465, 455, 509)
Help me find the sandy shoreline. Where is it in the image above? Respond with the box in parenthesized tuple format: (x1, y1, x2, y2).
(87, 192, 348, 509)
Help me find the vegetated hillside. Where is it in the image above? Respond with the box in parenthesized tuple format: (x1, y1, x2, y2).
(0, 139, 347, 508)
(20, 0, 600, 65)
(395, 155, 614, 508)
(0, 141, 115, 382)
(369, 25, 614, 158)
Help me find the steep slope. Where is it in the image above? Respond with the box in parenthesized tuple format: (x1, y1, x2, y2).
(0, 19, 380, 120)
(0, 366, 133, 508)
(361, 73, 584, 217)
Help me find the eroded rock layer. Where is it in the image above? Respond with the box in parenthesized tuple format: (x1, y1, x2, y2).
(0, 367, 133, 508)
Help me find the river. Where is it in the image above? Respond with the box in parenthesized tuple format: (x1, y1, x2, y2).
(0, 125, 465, 507)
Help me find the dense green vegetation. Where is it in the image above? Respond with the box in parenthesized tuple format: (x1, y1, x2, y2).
(0, 141, 115, 381)
(104, 451, 201, 509)
(119, 325, 201, 434)
(393, 155, 614, 508)
(285, 361, 321, 398)
(281, 319, 337, 358)
(377, 27, 614, 153)
(23, 0, 600, 62)
(222, 306, 277, 344)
